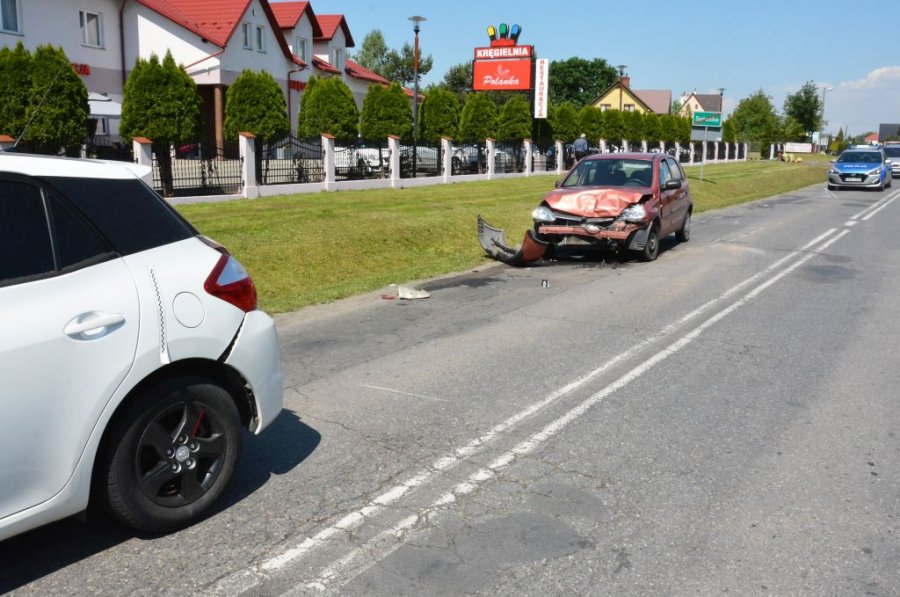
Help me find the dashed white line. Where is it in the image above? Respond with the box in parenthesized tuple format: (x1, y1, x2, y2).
(214, 222, 860, 595)
(297, 229, 852, 593)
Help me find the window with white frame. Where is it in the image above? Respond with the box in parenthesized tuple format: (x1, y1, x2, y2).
(295, 36, 308, 62)
(80, 10, 103, 48)
(624, 104, 635, 112)
(332, 47, 344, 70)
(1, 0, 20, 33)
(599, 104, 611, 111)
(241, 22, 251, 49)
(255, 25, 265, 52)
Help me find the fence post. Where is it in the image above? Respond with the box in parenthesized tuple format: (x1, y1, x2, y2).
(239, 132, 258, 199)
(713, 141, 719, 164)
(388, 135, 400, 188)
(0, 134, 15, 151)
(132, 137, 154, 186)
(599, 139, 607, 153)
(641, 140, 648, 153)
(555, 139, 564, 175)
(623, 140, 630, 153)
(744, 142, 749, 161)
(486, 138, 496, 179)
(524, 138, 533, 176)
(441, 136, 453, 182)
(322, 134, 335, 190)
(769, 144, 775, 160)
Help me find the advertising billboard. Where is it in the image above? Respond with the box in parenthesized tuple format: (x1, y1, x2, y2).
(472, 22, 534, 92)
(473, 59, 533, 91)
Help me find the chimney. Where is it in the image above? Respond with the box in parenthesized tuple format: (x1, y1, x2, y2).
(620, 76, 630, 88)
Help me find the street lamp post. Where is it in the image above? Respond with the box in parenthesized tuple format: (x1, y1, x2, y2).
(409, 15, 426, 178)
(821, 86, 834, 152)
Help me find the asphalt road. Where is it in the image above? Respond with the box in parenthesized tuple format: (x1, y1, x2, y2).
(3, 182, 900, 596)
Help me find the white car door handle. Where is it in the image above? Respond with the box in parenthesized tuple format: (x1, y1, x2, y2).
(65, 312, 126, 339)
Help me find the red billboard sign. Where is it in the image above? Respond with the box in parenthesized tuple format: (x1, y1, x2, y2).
(474, 46, 533, 60)
(473, 59, 533, 91)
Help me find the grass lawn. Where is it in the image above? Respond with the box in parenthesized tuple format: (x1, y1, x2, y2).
(178, 159, 828, 313)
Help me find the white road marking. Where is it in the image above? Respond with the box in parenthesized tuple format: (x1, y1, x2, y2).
(850, 188, 900, 220)
(860, 189, 900, 221)
(297, 229, 853, 593)
(213, 226, 853, 596)
(845, 220, 858, 227)
(359, 384, 447, 402)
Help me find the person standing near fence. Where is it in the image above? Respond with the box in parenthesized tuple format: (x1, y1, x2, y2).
(574, 133, 589, 161)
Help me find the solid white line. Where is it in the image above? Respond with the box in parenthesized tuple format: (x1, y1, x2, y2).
(861, 190, 900, 221)
(359, 384, 447, 402)
(292, 230, 851, 594)
(250, 231, 841, 582)
(850, 187, 900, 220)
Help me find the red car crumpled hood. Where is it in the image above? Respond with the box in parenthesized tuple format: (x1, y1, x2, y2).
(542, 187, 646, 217)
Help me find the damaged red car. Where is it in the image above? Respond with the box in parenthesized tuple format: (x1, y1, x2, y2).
(479, 153, 692, 264)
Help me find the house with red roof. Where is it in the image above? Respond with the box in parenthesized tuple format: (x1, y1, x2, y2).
(1, 0, 407, 148)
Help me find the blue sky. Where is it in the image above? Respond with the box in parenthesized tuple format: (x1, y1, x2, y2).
(295, 0, 900, 137)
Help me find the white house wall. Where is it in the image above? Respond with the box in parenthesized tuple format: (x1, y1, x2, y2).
(0, 0, 124, 99)
(124, 5, 216, 79)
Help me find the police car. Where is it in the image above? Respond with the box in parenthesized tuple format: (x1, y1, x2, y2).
(827, 147, 892, 191)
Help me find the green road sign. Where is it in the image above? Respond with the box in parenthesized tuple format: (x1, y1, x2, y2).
(692, 111, 722, 127)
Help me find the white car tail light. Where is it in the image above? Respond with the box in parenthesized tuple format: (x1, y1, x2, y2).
(204, 254, 258, 312)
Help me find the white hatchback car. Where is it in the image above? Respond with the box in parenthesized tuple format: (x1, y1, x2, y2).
(0, 153, 283, 541)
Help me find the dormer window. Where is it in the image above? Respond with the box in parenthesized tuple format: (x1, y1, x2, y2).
(241, 22, 251, 49)
(255, 25, 265, 52)
(332, 47, 344, 70)
(295, 36, 309, 62)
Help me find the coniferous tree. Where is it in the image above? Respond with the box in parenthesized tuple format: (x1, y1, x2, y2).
(603, 110, 626, 146)
(578, 106, 604, 144)
(298, 76, 358, 140)
(549, 102, 579, 143)
(121, 51, 202, 196)
(496, 94, 531, 143)
(224, 70, 290, 142)
(360, 82, 411, 140)
(24, 45, 89, 148)
(458, 92, 497, 142)
(0, 42, 33, 138)
(418, 86, 460, 144)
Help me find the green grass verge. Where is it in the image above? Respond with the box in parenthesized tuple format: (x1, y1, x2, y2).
(178, 160, 827, 313)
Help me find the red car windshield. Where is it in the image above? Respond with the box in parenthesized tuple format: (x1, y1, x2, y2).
(562, 158, 653, 188)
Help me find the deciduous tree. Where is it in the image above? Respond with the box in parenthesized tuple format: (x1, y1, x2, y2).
(783, 81, 821, 138)
(731, 90, 778, 144)
(548, 57, 617, 107)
